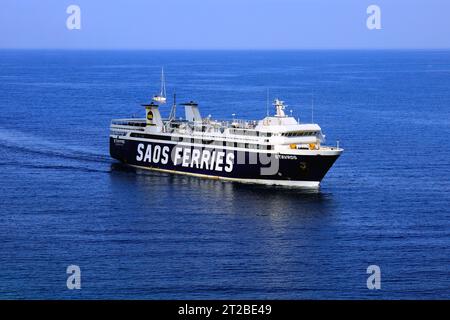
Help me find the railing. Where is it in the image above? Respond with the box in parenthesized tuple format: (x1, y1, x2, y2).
(110, 117, 272, 141)
(111, 119, 146, 127)
(207, 118, 259, 130)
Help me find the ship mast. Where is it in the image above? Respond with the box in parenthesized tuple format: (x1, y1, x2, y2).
(168, 93, 177, 121)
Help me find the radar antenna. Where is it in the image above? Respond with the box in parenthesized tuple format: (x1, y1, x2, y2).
(273, 98, 287, 117)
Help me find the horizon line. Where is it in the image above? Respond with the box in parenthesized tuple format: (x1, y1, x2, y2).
(1, 47, 450, 51)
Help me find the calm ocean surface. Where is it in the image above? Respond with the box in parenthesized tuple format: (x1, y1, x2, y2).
(0, 50, 449, 299)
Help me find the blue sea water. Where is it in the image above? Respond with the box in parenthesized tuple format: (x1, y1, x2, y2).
(0, 50, 449, 299)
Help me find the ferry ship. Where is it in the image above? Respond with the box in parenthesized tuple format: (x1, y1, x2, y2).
(110, 92, 342, 188)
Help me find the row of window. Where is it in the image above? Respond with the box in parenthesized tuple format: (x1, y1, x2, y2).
(177, 137, 273, 150)
(282, 131, 319, 137)
(110, 130, 127, 136)
(229, 129, 272, 137)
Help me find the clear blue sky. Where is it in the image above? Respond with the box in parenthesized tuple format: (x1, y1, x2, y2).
(1, 0, 449, 49)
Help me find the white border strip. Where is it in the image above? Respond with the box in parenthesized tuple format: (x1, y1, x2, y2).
(128, 164, 320, 188)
